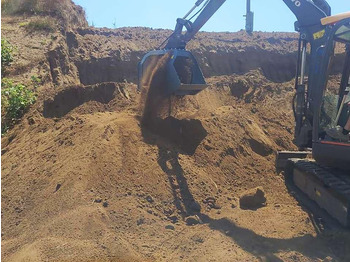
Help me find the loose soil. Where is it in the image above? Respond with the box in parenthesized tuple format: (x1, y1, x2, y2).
(1, 4, 350, 262)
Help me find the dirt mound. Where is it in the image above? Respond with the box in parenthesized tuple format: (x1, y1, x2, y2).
(1, 0, 87, 29)
(42, 82, 131, 118)
(2, 5, 350, 262)
(4, 66, 350, 260)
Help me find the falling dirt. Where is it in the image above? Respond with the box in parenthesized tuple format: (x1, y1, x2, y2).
(1, 3, 350, 262)
(140, 51, 173, 123)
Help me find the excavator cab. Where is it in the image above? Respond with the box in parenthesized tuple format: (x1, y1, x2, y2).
(138, 49, 208, 96)
(312, 15, 350, 170)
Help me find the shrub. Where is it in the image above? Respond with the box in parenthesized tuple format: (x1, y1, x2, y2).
(25, 18, 55, 32)
(2, 0, 72, 16)
(30, 75, 42, 89)
(1, 39, 14, 75)
(1, 0, 39, 15)
(1, 78, 36, 134)
(2, 0, 88, 29)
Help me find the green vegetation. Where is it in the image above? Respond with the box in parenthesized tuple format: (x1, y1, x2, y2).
(1, 79, 36, 134)
(1, 37, 40, 134)
(1, 0, 39, 15)
(1, 0, 87, 29)
(19, 21, 29, 27)
(0, 0, 58, 15)
(1, 39, 14, 75)
(30, 75, 42, 89)
(25, 18, 55, 32)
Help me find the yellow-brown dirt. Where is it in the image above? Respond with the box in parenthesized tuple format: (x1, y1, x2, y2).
(1, 5, 350, 262)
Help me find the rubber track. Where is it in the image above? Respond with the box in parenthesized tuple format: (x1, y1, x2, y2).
(293, 160, 350, 202)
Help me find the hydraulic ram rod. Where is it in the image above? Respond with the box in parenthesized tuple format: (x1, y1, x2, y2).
(183, 0, 206, 19)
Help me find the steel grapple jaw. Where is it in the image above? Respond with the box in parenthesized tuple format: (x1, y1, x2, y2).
(138, 49, 208, 96)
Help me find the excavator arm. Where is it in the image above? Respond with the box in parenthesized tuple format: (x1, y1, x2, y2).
(283, 0, 330, 29)
(165, 0, 330, 50)
(165, 0, 227, 49)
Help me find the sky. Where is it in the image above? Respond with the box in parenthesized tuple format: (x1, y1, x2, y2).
(73, 0, 349, 32)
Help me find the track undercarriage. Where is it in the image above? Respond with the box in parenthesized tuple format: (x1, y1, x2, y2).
(279, 154, 350, 227)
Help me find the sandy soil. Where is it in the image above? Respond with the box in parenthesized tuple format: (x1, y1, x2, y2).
(1, 4, 350, 262)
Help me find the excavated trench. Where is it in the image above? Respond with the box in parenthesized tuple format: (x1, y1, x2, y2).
(75, 54, 142, 85)
(48, 30, 346, 91)
(74, 49, 298, 85)
(73, 50, 345, 87)
(43, 83, 116, 118)
(194, 49, 298, 83)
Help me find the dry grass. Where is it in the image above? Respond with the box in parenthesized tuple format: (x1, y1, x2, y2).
(25, 18, 55, 32)
(1, 0, 88, 29)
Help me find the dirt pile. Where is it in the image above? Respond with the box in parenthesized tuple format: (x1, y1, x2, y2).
(2, 6, 350, 262)
(1, 0, 87, 29)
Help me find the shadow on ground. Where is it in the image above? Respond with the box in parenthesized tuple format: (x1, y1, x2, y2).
(140, 117, 346, 261)
(43, 83, 116, 118)
(141, 116, 207, 218)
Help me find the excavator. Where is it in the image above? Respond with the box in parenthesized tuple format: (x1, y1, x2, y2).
(138, 0, 350, 226)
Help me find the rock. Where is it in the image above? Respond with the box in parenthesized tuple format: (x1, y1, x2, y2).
(165, 225, 175, 230)
(239, 187, 266, 210)
(103, 201, 108, 207)
(185, 215, 201, 226)
(145, 195, 154, 203)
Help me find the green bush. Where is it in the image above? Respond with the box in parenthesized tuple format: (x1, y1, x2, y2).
(1, 0, 39, 15)
(1, 0, 62, 15)
(1, 39, 14, 75)
(1, 78, 36, 134)
(25, 18, 55, 32)
(31, 75, 41, 89)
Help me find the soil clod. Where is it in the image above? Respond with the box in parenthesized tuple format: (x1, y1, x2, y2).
(239, 187, 267, 210)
